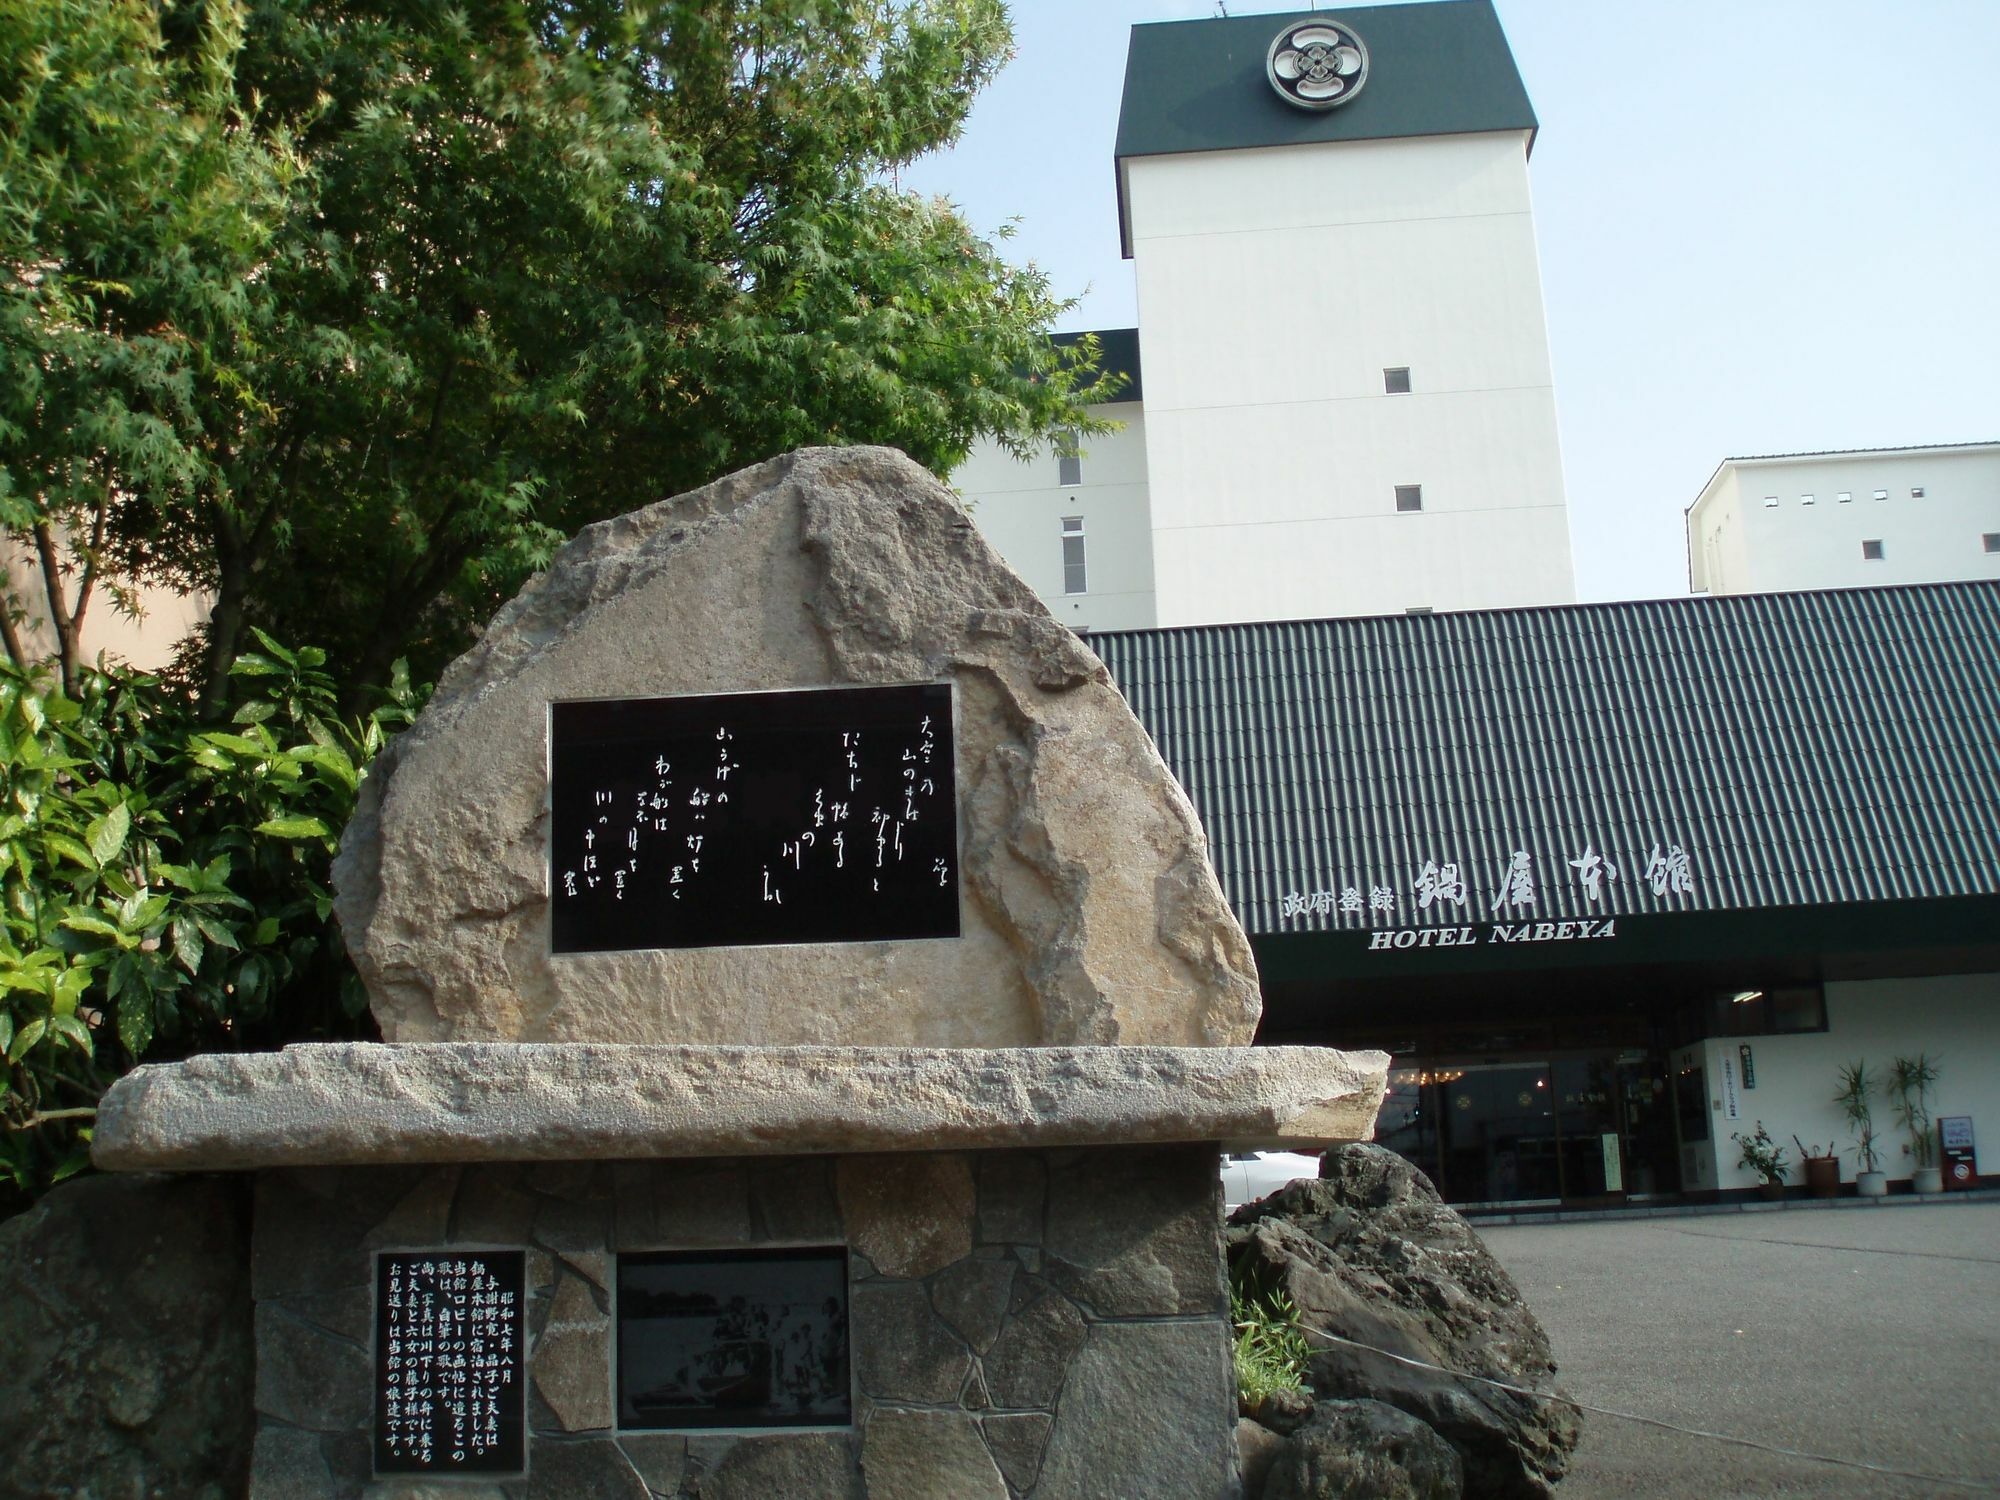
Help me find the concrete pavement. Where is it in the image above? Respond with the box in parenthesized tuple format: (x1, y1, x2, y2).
(1478, 1200, 2000, 1498)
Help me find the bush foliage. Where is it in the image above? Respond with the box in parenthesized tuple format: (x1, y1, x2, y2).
(1231, 1280, 1312, 1410)
(0, 633, 415, 1204)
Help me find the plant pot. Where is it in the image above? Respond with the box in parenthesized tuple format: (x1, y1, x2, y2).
(1912, 1166, 1944, 1195)
(1757, 1179, 1784, 1201)
(1802, 1155, 1840, 1198)
(1856, 1170, 1888, 1197)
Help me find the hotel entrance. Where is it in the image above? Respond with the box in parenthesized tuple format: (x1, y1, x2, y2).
(1373, 1052, 1679, 1207)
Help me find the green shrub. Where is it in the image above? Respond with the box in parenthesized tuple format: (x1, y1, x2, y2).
(1231, 1281, 1313, 1409)
(0, 632, 417, 1205)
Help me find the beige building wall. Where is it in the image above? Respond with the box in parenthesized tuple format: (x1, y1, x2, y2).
(3, 543, 209, 676)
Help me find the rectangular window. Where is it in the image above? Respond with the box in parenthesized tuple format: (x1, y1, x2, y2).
(1056, 432, 1080, 488)
(1861, 539, 1885, 560)
(1910, 486, 1925, 498)
(1983, 533, 2000, 553)
(1383, 367, 1411, 394)
(1837, 491, 1853, 504)
(1763, 495, 1780, 508)
(1405, 606, 1433, 615)
(1704, 986, 1828, 1037)
(1061, 515, 1086, 594)
(617, 1248, 850, 1431)
(1872, 489, 1889, 501)
(1800, 493, 1815, 506)
(1394, 484, 1423, 513)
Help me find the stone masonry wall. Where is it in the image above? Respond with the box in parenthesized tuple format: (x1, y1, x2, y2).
(250, 1145, 1237, 1499)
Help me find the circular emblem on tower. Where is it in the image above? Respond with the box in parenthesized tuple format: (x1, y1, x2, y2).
(1265, 19, 1370, 110)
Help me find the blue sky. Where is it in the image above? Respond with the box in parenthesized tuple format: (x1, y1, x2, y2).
(901, 1, 2000, 602)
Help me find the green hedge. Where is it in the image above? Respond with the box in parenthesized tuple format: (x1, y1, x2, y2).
(0, 632, 417, 1204)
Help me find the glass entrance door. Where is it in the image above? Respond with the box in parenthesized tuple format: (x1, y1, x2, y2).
(1553, 1056, 1623, 1200)
(1434, 1064, 1559, 1204)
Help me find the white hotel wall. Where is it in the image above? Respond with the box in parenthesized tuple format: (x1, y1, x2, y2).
(1124, 130, 1574, 623)
(1680, 973, 2000, 1194)
(1690, 446, 2000, 594)
(950, 403, 1157, 633)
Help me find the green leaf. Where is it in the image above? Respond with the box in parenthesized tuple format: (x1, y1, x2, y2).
(49, 1013, 93, 1056)
(172, 915, 206, 975)
(7, 1017, 46, 1062)
(190, 912, 241, 950)
(53, 964, 92, 1008)
(87, 804, 132, 867)
(117, 990, 154, 1057)
(255, 816, 330, 840)
(59, 911, 127, 940)
(0, 1012, 12, 1053)
(43, 832, 99, 871)
(251, 915, 281, 946)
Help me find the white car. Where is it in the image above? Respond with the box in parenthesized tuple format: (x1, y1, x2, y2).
(1221, 1150, 1323, 1210)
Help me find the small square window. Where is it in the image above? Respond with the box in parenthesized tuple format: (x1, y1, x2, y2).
(1837, 491, 1853, 504)
(1861, 539, 1885, 560)
(1763, 495, 1780, 508)
(1872, 489, 1889, 501)
(1383, 367, 1411, 395)
(1800, 493, 1815, 506)
(1982, 533, 2000, 553)
(1394, 485, 1423, 513)
(1910, 486, 1925, 498)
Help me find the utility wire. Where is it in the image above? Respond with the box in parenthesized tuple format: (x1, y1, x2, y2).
(1297, 1326, 1997, 1494)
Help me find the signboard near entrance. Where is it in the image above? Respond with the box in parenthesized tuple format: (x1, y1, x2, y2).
(1940, 1116, 1978, 1189)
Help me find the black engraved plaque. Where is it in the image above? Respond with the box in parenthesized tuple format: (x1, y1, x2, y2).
(618, 1248, 850, 1429)
(373, 1251, 526, 1474)
(549, 683, 958, 953)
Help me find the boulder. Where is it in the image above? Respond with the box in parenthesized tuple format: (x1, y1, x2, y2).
(0, 1173, 253, 1499)
(1264, 1399, 1462, 1500)
(1227, 1145, 1579, 1499)
(333, 445, 1260, 1050)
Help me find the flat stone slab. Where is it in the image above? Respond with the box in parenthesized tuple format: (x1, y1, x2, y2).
(91, 1043, 1389, 1172)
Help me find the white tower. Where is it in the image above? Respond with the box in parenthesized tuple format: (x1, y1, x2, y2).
(954, 1, 1576, 627)
(1117, 1, 1574, 623)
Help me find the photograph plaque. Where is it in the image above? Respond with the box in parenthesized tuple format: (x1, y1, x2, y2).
(617, 1248, 850, 1430)
(550, 683, 958, 953)
(373, 1250, 526, 1475)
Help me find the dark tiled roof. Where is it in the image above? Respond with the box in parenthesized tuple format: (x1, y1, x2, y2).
(1090, 582, 2000, 936)
(1114, 1, 1535, 168)
(1053, 327, 1141, 405)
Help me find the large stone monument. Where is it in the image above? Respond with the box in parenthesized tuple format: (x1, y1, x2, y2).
(94, 446, 1388, 1498)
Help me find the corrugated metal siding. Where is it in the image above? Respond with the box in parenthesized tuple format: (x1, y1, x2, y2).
(1091, 582, 2000, 936)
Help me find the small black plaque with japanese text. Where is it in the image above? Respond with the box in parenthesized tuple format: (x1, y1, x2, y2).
(373, 1250, 526, 1475)
(549, 683, 958, 953)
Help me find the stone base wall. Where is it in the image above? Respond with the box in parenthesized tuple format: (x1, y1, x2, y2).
(250, 1145, 1237, 1499)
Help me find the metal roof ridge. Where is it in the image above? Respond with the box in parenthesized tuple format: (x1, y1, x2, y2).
(1086, 577, 2000, 646)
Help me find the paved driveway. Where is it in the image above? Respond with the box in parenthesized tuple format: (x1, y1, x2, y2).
(1478, 1202, 2000, 1498)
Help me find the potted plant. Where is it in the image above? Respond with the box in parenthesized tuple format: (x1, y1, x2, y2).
(1889, 1053, 1944, 1194)
(1836, 1060, 1888, 1197)
(1792, 1136, 1841, 1198)
(1731, 1121, 1789, 1199)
